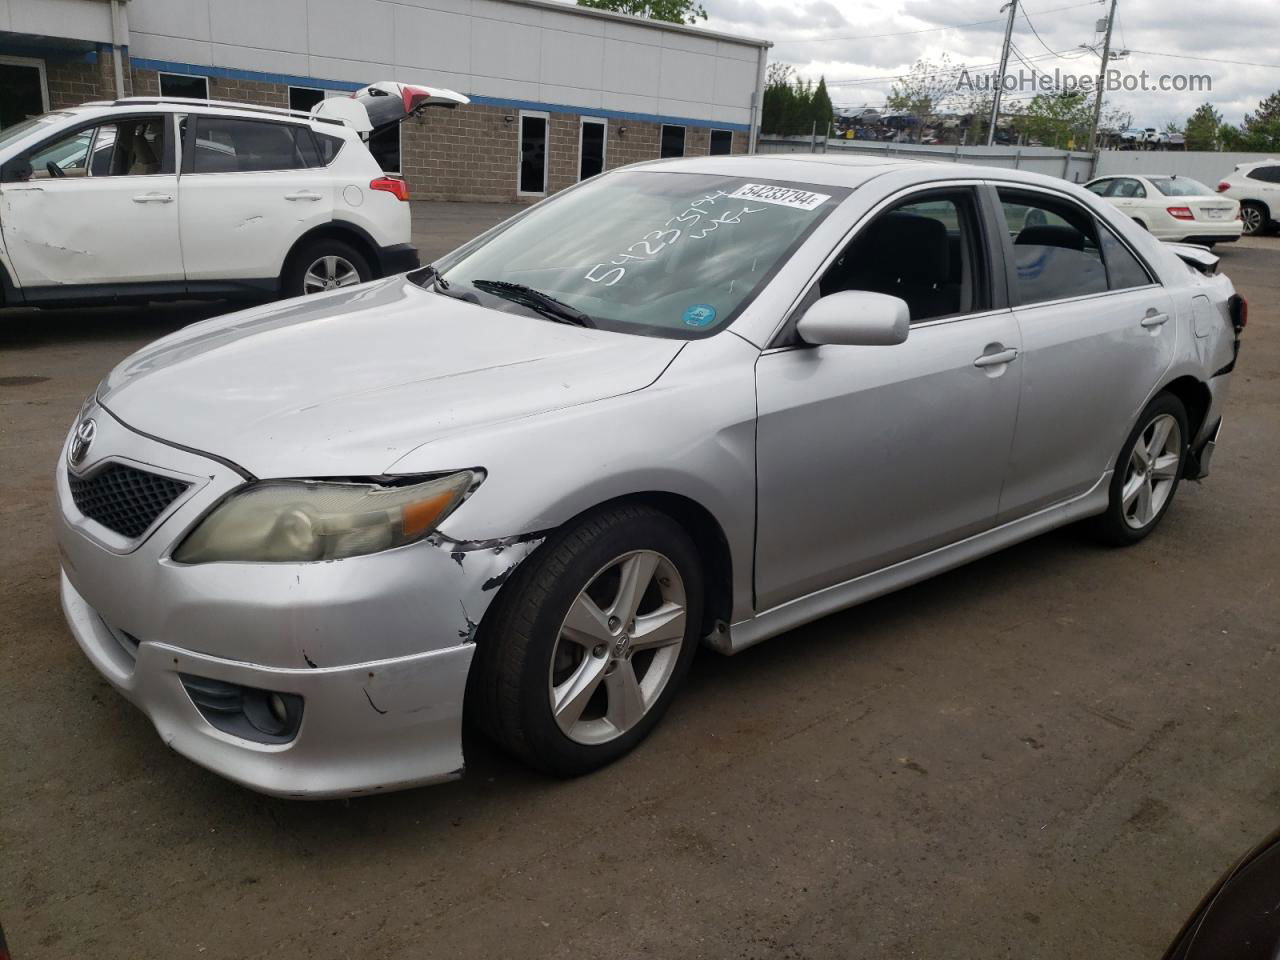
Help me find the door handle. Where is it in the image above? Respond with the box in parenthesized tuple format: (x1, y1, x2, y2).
(1140, 312, 1169, 328)
(132, 193, 173, 203)
(284, 191, 322, 201)
(973, 347, 1018, 368)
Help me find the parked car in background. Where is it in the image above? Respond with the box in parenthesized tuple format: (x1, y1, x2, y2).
(0, 83, 463, 308)
(56, 155, 1242, 797)
(1215, 158, 1280, 236)
(1085, 174, 1242, 245)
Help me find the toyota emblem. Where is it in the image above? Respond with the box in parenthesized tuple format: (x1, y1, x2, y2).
(68, 418, 96, 467)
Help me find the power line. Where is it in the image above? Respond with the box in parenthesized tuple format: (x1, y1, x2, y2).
(1019, 2, 1072, 60)
(821, 47, 1080, 88)
(1124, 48, 1280, 69)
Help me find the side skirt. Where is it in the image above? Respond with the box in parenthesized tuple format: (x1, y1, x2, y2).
(714, 472, 1112, 655)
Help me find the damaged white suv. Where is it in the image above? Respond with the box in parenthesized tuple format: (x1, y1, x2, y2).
(0, 83, 464, 306)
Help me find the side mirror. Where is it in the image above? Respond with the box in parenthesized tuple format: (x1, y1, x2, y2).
(796, 290, 910, 346)
(0, 157, 33, 183)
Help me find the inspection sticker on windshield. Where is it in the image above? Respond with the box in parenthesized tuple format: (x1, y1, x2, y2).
(728, 184, 830, 211)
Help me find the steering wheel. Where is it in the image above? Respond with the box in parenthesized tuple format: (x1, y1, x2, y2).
(46, 161, 65, 178)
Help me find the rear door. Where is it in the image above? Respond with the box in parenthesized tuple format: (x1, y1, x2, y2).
(992, 185, 1174, 521)
(177, 113, 334, 284)
(0, 113, 183, 290)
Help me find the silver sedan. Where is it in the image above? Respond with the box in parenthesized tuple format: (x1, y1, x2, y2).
(56, 155, 1244, 796)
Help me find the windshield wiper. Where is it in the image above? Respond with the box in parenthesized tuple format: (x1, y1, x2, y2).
(470, 280, 596, 328)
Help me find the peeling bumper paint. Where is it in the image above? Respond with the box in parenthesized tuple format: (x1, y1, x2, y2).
(54, 406, 544, 797)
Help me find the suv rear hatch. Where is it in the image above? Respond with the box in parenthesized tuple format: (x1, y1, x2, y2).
(311, 81, 469, 136)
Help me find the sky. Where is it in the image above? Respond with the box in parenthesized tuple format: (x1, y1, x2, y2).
(700, 0, 1280, 129)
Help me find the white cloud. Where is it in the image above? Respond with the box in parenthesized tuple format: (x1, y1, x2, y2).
(704, 0, 1280, 127)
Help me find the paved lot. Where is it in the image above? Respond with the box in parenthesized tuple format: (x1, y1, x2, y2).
(1, 217, 1277, 959)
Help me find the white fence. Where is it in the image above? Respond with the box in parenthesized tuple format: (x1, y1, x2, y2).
(1094, 150, 1279, 186)
(757, 137, 1096, 183)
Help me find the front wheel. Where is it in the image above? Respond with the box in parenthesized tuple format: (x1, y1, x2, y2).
(1092, 393, 1188, 546)
(469, 505, 704, 777)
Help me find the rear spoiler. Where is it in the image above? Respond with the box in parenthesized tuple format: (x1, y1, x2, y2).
(311, 81, 469, 137)
(1165, 242, 1219, 275)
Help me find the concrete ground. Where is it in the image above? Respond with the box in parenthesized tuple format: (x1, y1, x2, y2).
(1, 213, 1277, 960)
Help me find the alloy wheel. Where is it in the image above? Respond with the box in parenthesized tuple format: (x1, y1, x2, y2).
(302, 255, 361, 293)
(548, 550, 687, 745)
(1241, 205, 1264, 235)
(1122, 413, 1182, 529)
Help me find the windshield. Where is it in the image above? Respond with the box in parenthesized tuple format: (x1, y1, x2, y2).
(0, 113, 72, 151)
(1149, 177, 1214, 197)
(434, 171, 847, 338)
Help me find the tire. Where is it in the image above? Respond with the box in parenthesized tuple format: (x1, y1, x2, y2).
(281, 238, 372, 298)
(1092, 393, 1189, 546)
(1240, 201, 1268, 237)
(469, 504, 704, 777)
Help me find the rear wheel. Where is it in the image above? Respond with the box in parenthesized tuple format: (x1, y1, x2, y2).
(1241, 201, 1268, 236)
(282, 238, 371, 298)
(1093, 393, 1188, 546)
(469, 505, 703, 777)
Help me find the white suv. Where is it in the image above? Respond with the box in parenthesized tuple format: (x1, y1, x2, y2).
(0, 96, 419, 306)
(1215, 159, 1280, 236)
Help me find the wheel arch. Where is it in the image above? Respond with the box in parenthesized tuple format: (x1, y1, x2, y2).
(1158, 374, 1211, 442)
(482, 490, 736, 647)
(280, 220, 383, 282)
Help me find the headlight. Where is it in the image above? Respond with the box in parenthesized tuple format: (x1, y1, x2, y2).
(172, 471, 477, 564)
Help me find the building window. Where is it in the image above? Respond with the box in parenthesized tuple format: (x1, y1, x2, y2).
(709, 129, 733, 155)
(0, 55, 49, 130)
(660, 124, 685, 159)
(518, 110, 549, 195)
(288, 86, 327, 113)
(579, 117, 606, 181)
(159, 73, 209, 100)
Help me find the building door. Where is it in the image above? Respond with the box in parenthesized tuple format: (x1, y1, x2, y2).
(518, 111, 548, 195)
(579, 117, 605, 180)
(0, 56, 49, 131)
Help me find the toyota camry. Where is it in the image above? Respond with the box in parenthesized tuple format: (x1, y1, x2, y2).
(56, 154, 1244, 797)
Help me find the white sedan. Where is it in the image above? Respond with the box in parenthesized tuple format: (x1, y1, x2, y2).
(1084, 174, 1243, 246)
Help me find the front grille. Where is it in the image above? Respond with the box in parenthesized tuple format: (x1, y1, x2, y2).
(68, 463, 190, 539)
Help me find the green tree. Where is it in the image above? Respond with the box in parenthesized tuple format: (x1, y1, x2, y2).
(811, 77, 834, 136)
(576, 0, 706, 24)
(887, 56, 959, 142)
(1183, 103, 1223, 151)
(1235, 91, 1280, 151)
(1010, 91, 1092, 149)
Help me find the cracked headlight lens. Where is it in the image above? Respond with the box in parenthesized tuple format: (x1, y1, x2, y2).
(173, 471, 477, 564)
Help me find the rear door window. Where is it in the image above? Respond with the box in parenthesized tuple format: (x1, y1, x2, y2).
(997, 189, 1108, 305)
(1097, 226, 1154, 290)
(190, 117, 312, 173)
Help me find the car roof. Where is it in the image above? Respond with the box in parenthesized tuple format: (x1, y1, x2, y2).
(66, 98, 350, 131)
(639, 152, 1091, 192)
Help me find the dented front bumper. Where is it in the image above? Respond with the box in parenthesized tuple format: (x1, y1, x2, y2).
(55, 403, 538, 797)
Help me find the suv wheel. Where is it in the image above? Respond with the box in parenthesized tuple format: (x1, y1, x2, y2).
(1240, 201, 1268, 236)
(283, 239, 371, 298)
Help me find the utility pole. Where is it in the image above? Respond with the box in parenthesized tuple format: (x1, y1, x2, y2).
(1087, 0, 1119, 151)
(986, 0, 1018, 146)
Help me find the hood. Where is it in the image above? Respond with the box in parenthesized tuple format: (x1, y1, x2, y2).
(100, 278, 683, 478)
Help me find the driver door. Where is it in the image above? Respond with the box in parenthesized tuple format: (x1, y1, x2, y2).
(753, 186, 1022, 611)
(0, 113, 183, 292)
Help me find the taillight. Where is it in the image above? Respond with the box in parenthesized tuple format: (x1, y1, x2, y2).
(1167, 206, 1194, 220)
(1216, 181, 1230, 192)
(1229, 294, 1247, 332)
(370, 176, 409, 201)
